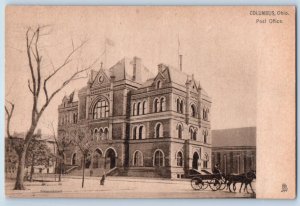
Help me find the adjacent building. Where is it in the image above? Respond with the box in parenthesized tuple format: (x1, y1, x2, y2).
(58, 56, 212, 179)
(211, 127, 256, 175)
(5, 130, 56, 179)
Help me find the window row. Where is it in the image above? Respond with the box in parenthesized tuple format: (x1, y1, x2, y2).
(132, 150, 208, 168)
(132, 101, 147, 116)
(59, 112, 78, 125)
(176, 98, 210, 120)
(131, 123, 208, 142)
(176, 123, 209, 143)
(132, 149, 172, 167)
(132, 122, 164, 139)
(91, 127, 109, 141)
(132, 97, 167, 116)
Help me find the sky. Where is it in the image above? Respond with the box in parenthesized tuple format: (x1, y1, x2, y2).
(5, 6, 258, 134)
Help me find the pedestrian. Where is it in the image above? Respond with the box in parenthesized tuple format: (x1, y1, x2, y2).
(100, 171, 106, 185)
(213, 163, 221, 174)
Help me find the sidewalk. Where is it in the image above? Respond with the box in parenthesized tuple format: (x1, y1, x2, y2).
(5, 177, 255, 198)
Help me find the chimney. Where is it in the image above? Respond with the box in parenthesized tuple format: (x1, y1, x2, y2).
(133, 57, 142, 82)
(179, 55, 183, 71)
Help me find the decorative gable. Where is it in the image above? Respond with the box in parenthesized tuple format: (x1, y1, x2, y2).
(152, 71, 166, 89)
(190, 80, 199, 93)
(90, 69, 110, 88)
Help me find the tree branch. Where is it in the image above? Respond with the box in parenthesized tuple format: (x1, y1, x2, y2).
(42, 57, 98, 111)
(27, 79, 34, 94)
(44, 39, 88, 83)
(5, 100, 15, 139)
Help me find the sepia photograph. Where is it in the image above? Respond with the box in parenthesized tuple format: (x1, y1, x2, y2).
(4, 6, 295, 199)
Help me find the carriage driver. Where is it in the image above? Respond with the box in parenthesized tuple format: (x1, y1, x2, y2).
(213, 163, 221, 174)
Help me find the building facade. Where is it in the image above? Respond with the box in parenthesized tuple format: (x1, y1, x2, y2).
(211, 127, 256, 175)
(58, 57, 212, 179)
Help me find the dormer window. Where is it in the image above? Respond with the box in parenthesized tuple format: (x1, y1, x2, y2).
(156, 81, 161, 89)
(191, 104, 197, 117)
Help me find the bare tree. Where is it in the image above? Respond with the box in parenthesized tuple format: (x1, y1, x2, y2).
(25, 137, 52, 182)
(71, 128, 94, 188)
(5, 25, 97, 190)
(49, 122, 72, 182)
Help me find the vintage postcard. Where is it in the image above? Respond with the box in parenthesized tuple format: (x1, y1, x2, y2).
(5, 6, 295, 199)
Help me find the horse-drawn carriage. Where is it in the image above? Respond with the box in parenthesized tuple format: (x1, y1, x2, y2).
(188, 169, 227, 191)
(188, 169, 256, 193)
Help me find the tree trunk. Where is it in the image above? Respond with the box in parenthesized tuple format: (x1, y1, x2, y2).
(58, 159, 62, 182)
(14, 150, 27, 190)
(30, 154, 35, 182)
(82, 155, 85, 188)
(14, 125, 36, 190)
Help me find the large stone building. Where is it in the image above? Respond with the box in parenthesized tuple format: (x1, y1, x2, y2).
(58, 57, 212, 179)
(211, 127, 256, 175)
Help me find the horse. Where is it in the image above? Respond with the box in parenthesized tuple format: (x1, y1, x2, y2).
(226, 170, 256, 193)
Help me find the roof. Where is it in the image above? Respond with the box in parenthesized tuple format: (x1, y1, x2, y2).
(109, 57, 154, 83)
(164, 65, 190, 87)
(211, 127, 256, 147)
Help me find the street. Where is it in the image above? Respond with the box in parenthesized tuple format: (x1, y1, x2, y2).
(6, 176, 255, 198)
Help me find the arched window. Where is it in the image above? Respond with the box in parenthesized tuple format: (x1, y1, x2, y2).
(160, 97, 166, 111)
(133, 151, 143, 166)
(153, 150, 164, 167)
(133, 103, 136, 116)
(203, 153, 209, 168)
(191, 104, 196, 117)
(203, 129, 208, 143)
(154, 98, 160, 113)
(75, 113, 78, 123)
(133, 126, 137, 140)
(177, 99, 184, 113)
(180, 100, 184, 113)
(203, 108, 209, 121)
(98, 128, 103, 141)
(139, 125, 145, 139)
(71, 153, 77, 165)
(156, 80, 161, 89)
(193, 130, 197, 141)
(189, 127, 197, 141)
(103, 128, 109, 140)
(142, 101, 147, 114)
(155, 123, 163, 138)
(176, 151, 183, 167)
(93, 99, 109, 119)
(93, 128, 98, 141)
(177, 124, 183, 139)
(139, 102, 143, 115)
(137, 102, 141, 115)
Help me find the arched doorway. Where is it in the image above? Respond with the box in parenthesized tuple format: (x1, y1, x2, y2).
(85, 153, 92, 168)
(192, 152, 199, 170)
(93, 149, 102, 168)
(105, 148, 117, 169)
(71, 153, 77, 165)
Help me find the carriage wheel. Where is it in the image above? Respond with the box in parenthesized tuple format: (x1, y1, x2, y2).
(191, 177, 202, 190)
(209, 178, 221, 191)
(202, 181, 209, 190)
(219, 178, 227, 190)
(219, 182, 227, 190)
